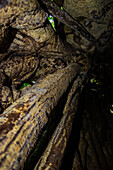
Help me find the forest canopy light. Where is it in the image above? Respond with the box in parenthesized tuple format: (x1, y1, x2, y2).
(48, 15, 56, 31)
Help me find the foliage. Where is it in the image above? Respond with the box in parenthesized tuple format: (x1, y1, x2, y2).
(19, 83, 31, 91)
(48, 15, 56, 31)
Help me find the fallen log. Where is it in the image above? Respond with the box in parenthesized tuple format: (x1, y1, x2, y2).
(0, 63, 80, 169)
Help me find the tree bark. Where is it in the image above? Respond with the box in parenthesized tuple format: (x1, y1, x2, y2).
(0, 0, 113, 169)
(0, 61, 89, 169)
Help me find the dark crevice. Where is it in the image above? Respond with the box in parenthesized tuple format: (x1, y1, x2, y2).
(59, 93, 83, 170)
(0, 27, 17, 54)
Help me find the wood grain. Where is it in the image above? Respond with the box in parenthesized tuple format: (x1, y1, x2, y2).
(0, 63, 79, 170)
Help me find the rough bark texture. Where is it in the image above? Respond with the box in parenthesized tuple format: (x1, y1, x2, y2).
(0, 0, 113, 169)
(0, 63, 82, 169)
(63, 0, 113, 52)
(34, 73, 87, 170)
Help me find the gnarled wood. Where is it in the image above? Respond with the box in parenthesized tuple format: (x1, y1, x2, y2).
(34, 73, 87, 170)
(0, 63, 79, 169)
(0, 0, 112, 169)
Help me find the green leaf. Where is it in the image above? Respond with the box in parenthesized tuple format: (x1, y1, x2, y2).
(90, 78, 95, 83)
(110, 109, 113, 114)
(48, 15, 56, 31)
(61, 6, 63, 10)
(19, 83, 31, 91)
(90, 78, 100, 85)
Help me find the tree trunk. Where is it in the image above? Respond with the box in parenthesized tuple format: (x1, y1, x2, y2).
(0, 0, 113, 169)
